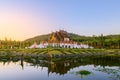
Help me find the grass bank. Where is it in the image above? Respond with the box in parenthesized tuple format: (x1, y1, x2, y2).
(0, 48, 120, 57)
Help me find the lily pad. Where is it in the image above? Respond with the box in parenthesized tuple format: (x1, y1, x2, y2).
(76, 70, 91, 76)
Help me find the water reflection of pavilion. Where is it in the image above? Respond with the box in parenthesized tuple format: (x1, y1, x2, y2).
(48, 61, 73, 75)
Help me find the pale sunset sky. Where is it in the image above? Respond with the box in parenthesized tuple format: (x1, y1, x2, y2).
(0, 0, 120, 41)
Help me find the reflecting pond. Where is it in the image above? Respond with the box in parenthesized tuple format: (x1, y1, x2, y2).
(0, 55, 120, 80)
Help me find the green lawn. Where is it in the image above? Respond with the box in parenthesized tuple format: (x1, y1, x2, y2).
(0, 48, 120, 57)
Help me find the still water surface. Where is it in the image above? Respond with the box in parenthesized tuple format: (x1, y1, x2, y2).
(0, 56, 120, 80)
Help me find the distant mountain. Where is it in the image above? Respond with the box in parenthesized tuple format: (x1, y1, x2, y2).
(24, 32, 88, 42)
(24, 34, 50, 42)
(24, 30, 120, 43)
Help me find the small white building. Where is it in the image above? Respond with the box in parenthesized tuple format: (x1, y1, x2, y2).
(29, 42, 39, 49)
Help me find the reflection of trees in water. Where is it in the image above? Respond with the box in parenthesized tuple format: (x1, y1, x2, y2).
(95, 67, 120, 80)
(0, 54, 120, 76)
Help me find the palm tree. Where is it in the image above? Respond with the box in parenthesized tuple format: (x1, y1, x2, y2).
(118, 35, 120, 49)
(100, 34, 105, 48)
